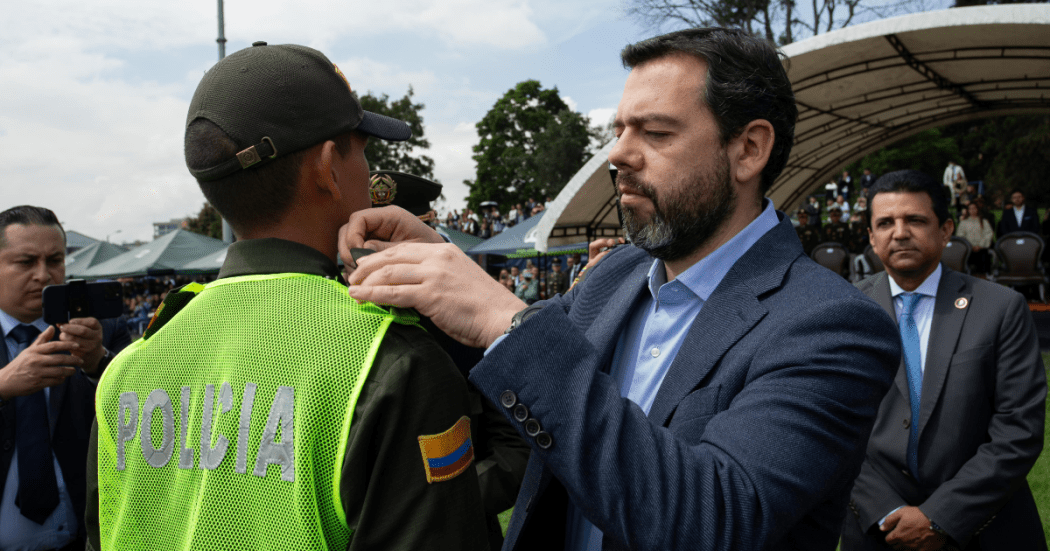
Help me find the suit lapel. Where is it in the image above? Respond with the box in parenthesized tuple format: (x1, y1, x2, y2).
(647, 217, 799, 427)
(584, 259, 650, 373)
(918, 268, 970, 438)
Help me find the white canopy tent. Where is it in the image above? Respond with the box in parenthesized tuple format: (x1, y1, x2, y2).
(772, 3, 1050, 209)
(535, 4, 1050, 252)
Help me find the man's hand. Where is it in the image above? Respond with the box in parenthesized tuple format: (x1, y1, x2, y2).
(59, 317, 106, 375)
(339, 206, 445, 273)
(347, 242, 526, 349)
(0, 326, 80, 400)
(587, 237, 626, 269)
(881, 506, 947, 551)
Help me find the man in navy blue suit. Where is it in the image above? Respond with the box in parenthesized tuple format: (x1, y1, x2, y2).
(997, 189, 1041, 237)
(0, 205, 130, 550)
(341, 28, 901, 550)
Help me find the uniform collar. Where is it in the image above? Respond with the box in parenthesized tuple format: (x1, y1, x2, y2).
(218, 238, 345, 283)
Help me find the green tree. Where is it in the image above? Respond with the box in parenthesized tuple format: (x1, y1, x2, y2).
(185, 203, 222, 239)
(944, 115, 1050, 204)
(358, 87, 436, 180)
(845, 128, 960, 180)
(466, 80, 593, 212)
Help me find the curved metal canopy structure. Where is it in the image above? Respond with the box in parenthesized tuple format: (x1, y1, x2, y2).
(535, 4, 1050, 252)
(771, 3, 1050, 209)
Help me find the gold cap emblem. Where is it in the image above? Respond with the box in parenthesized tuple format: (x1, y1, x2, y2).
(369, 174, 397, 205)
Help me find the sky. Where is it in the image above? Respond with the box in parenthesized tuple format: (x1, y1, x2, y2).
(0, 0, 651, 244)
(1, 0, 955, 245)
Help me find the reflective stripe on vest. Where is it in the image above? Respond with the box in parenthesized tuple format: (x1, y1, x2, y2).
(96, 273, 419, 550)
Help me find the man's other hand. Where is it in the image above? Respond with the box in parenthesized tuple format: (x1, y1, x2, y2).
(0, 326, 79, 400)
(880, 506, 947, 551)
(60, 317, 105, 374)
(587, 237, 626, 269)
(339, 206, 445, 274)
(347, 242, 526, 349)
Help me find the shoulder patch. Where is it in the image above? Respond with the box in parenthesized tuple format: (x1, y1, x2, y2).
(417, 416, 473, 484)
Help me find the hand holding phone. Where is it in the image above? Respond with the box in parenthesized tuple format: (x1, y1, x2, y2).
(0, 326, 80, 400)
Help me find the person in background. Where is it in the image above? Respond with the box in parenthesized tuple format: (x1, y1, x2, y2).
(795, 210, 822, 257)
(545, 260, 569, 298)
(514, 268, 539, 304)
(998, 189, 1040, 237)
(845, 169, 1046, 551)
(860, 168, 877, 198)
(0, 205, 130, 551)
(956, 201, 994, 274)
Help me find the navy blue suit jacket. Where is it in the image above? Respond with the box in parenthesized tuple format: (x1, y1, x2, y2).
(0, 316, 130, 540)
(998, 206, 1041, 237)
(469, 213, 902, 550)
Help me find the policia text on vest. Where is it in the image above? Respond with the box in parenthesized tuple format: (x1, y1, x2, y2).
(114, 383, 295, 481)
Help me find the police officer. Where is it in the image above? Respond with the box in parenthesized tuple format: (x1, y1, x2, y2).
(87, 43, 497, 551)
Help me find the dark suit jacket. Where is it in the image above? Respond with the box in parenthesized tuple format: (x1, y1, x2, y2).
(469, 214, 902, 550)
(998, 206, 1041, 237)
(0, 316, 130, 541)
(848, 270, 1047, 549)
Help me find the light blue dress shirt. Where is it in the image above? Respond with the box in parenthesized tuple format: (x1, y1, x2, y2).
(0, 311, 78, 551)
(565, 200, 781, 551)
(878, 265, 942, 527)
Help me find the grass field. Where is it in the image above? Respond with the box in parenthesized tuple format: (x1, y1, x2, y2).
(498, 356, 1050, 544)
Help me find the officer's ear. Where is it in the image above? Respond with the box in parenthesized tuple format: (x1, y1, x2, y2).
(308, 140, 344, 202)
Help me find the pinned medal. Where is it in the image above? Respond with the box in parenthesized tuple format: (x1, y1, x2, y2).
(369, 173, 397, 205)
(955, 297, 968, 309)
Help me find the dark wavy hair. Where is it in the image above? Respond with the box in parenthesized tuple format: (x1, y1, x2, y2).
(621, 28, 797, 194)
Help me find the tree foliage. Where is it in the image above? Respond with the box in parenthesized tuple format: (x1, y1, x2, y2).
(466, 80, 593, 212)
(185, 202, 222, 240)
(843, 116, 1050, 205)
(628, 0, 934, 45)
(358, 87, 436, 181)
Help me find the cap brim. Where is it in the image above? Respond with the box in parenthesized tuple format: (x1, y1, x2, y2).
(357, 111, 412, 142)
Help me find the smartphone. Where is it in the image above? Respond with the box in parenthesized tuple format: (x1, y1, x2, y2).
(42, 280, 124, 325)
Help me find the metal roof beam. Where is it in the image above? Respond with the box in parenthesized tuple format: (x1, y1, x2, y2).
(885, 34, 990, 110)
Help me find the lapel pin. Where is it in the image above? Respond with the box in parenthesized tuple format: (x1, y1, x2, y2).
(955, 297, 968, 309)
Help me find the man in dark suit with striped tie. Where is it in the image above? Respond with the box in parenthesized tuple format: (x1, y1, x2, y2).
(0, 205, 129, 551)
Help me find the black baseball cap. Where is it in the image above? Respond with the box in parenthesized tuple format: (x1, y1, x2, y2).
(369, 170, 442, 216)
(186, 41, 411, 182)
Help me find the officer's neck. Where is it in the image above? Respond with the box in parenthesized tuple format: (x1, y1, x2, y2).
(239, 214, 341, 265)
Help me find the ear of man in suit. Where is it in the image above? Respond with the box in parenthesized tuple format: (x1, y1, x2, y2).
(847, 170, 1047, 551)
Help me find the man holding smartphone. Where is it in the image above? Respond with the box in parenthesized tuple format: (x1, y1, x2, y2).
(0, 204, 130, 551)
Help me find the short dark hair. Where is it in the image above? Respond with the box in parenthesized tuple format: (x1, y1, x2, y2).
(0, 205, 65, 250)
(1010, 188, 1025, 198)
(184, 119, 353, 234)
(867, 170, 950, 226)
(621, 28, 797, 194)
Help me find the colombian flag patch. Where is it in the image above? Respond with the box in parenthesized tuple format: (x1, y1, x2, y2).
(418, 416, 474, 484)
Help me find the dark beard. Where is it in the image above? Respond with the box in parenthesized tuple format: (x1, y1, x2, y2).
(617, 156, 735, 262)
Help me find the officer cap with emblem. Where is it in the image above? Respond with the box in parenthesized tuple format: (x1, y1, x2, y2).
(185, 41, 412, 182)
(369, 170, 442, 221)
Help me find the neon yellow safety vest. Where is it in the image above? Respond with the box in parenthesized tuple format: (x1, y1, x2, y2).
(96, 273, 419, 550)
